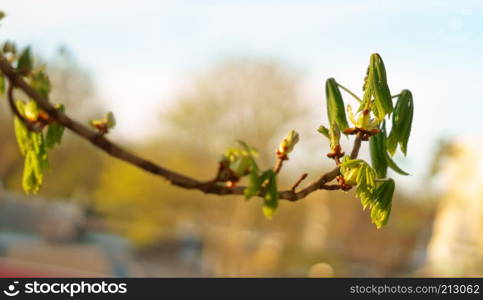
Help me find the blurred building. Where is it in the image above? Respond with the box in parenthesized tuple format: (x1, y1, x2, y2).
(426, 137, 483, 276)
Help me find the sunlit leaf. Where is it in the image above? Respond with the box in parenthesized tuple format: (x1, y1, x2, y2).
(370, 53, 393, 120)
(325, 78, 349, 131)
(14, 116, 29, 155)
(370, 179, 395, 229)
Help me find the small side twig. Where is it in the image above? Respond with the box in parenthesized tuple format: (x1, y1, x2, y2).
(290, 173, 308, 192)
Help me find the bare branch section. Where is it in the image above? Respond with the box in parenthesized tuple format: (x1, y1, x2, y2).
(0, 54, 362, 202)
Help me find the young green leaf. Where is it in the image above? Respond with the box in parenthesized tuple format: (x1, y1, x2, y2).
(45, 122, 65, 149)
(17, 47, 33, 75)
(370, 179, 395, 229)
(388, 90, 413, 156)
(14, 116, 29, 155)
(12, 100, 49, 194)
(90, 112, 117, 134)
(370, 53, 393, 120)
(30, 71, 51, 100)
(370, 122, 409, 176)
(244, 171, 261, 200)
(369, 129, 387, 178)
(385, 153, 409, 176)
(397, 90, 413, 155)
(22, 151, 41, 194)
(325, 78, 349, 131)
(317, 125, 330, 139)
(262, 170, 278, 219)
(19, 131, 48, 194)
(44, 104, 65, 150)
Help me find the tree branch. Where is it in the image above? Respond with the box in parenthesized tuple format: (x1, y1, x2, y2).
(0, 54, 363, 202)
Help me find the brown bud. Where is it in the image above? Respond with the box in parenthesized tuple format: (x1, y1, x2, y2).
(369, 128, 380, 135)
(343, 128, 358, 135)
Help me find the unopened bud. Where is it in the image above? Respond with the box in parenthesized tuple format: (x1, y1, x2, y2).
(24, 101, 40, 122)
(277, 130, 299, 157)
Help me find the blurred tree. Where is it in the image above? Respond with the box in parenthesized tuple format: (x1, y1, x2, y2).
(162, 59, 306, 164)
(93, 59, 310, 259)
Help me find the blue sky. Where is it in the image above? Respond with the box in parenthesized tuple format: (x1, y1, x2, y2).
(2, 0, 483, 188)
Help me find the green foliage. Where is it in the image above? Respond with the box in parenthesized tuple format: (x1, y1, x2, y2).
(45, 104, 65, 149)
(320, 53, 413, 228)
(339, 157, 396, 228)
(370, 53, 393, 119)
(325, 78, 349, 131)
(361, 53, 393, 120)
(30, 70, 51, 100)
(387, 90, 414, 156)
(219, 141, 281, 218)
(14, 101, 50, 194)
(262, 170, 278, 219)
(222, 141, 259, 178)
(369, 126, 388, 178)
(370, 179, 395, 229)
(17, 47, 33, 75)
(369, 123, 408, 177)
(14, 101, 65, 193)
(244, 171, 262, 199)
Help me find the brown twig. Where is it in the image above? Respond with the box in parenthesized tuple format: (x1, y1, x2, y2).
(274, 156, 286, 174)
(350, 132, 363, 159)
(0, 54, 363, 202)
(290, 173, 308, 191)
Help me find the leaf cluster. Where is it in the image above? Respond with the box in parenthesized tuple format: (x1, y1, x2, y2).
(318, 53, 414, 228)
(14, 101, 64, 193)
(0, 41, 65, 194)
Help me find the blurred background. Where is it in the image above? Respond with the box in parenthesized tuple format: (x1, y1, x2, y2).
(0, 0, 482, 277)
